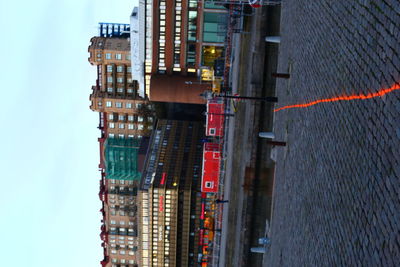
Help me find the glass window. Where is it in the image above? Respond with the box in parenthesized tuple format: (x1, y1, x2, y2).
(118, 115, 125, 121)
(109, 123, 115, 129)
(107, 87, 113, 92)
(117, 87, 123, 93)
(117, 66, 124, 72)
(127, 88, 133, 93)
(115, 102, 122, 108)
(106, 53, 112, 59)
(138, 116, 144, 122)
(109, 133, 115, 138)
(120, 250, 126, 255)
(126, 54, 131, 60)
(126, 103, 132, 109)
(128, 124, 134, 130)
(128, 115, 134, 121)
(106, 101, 112, 107)
(128, 135, 134, 138)
(107, 65, 113, 72)
(107, 77, 113, 83)
(110, 220, 116, 225)
(111, 249, 117, 254)
(138, 124, 144, 130)
(118, 134, 124, 138)
(119, 123, 125, 129)
(115, 54, 122, 60)
(203, 12, 227, 43)
(108, 114, 114, 120)
(117, 77, 124, 83)
(127, 67, 132, 73)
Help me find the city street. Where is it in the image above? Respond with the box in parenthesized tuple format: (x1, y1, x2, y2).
(263, 0, 400, 266)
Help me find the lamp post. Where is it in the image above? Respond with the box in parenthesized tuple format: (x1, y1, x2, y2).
(200, 91, 278, 103)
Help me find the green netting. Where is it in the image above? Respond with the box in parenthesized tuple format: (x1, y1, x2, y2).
(105, 137, 141, 180)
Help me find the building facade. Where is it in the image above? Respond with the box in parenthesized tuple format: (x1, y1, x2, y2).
(138, 120, 205, 266)
(131, 1, 229, 104)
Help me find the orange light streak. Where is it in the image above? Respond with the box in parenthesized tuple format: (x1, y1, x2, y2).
(274, 83, 400, 112)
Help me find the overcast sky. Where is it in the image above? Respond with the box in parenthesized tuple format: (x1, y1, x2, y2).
(0, 1, 136, 266)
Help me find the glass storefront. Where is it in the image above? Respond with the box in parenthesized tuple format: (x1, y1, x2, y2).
(202, 46, 224, 67)
(203, 12, 228, 43)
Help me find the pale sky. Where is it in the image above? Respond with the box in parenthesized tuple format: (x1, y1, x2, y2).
(0, 1, 136, 266)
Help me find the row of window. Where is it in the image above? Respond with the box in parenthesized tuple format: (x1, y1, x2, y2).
(173, 0, 183, 70)
(105, 101, 142, 109)
(110, 220, 135, 226)
(109, 114, 152, 122)
(111, 258, 136, 264)
(107, 65, 132, 73)
(108, 134, 143, 139)
(107, 87, 134, 94)
(109, 123, 152, 130)
(104, 53, 131, 61)
(107, 76, 132, 84)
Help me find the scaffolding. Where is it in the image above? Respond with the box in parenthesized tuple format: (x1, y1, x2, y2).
(104, 138, 141, 180)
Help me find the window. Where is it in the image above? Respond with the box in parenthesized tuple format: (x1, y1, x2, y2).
(111, 249, 117, 254)
(109, 133, 115, 138)
(205, 181, 214, 188)
(117, 66, 124, 72)
(117, 77, 124, 83)
(128, 135, 134, 138)
(148, 117, 154, 122)
(109, 123, 115, 129)
(209, 128, 216, 135)
(129, 251, 134, 255)
(128, 124, 134, 130)
(106, 101, 112, 107)
(108, 114, 114, 120)
(107, 87, 113, 92)
(120, 221, 126, 225)
(127, 88, 133, 93)
(119, 123, 125, 129)
(126, 54, 131, 60)
(118, 115, 125, 121)
(106, 53, 112, 59)
(115, 102, 122, 108)
(115, 54, 122, 60)
(138, 116, 144, 122)
(120, 250, 126, 255)
(127, 67, 132, 73)
(136, 103, 142, 109)
(120, 259, 126, 264)
(148, 125, 153, 130)
(117, 87, 123, 93)
(110, 220, 116, 225)
(127, 78, 132, 83)
(138, 124, 144, 130)
(107, 77, 113, 83)
(128, 115, 134, 121)
(126, 103, 132, 109)
(107, 65, 113, 72)
(118, 134, 124, 138)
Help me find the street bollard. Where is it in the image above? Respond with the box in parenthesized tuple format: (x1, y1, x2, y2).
(265, 36, 281, 43)
(258, 237, 271, 245)
(251, 247, 267, 253)
(259, 132, 275, 139)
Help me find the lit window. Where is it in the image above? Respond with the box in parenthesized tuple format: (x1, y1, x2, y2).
(106, 53, 112, 59)
(117, 66, 124, 72)
(126, 103, 132, 109)
(109, 133, 115, 138)
(117, 77, 124, 83)
(106, 101, 112, 107)
(115, 54, 122, 60)
(128, 115, 134, 121)
(109, 123, 115, 129)
(107, 65, 113, 72)
(119, 123, 125, 129)
(115, 102, 122, 108)
(107, 77, 113, 83)
(118, 115, 125, 121)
